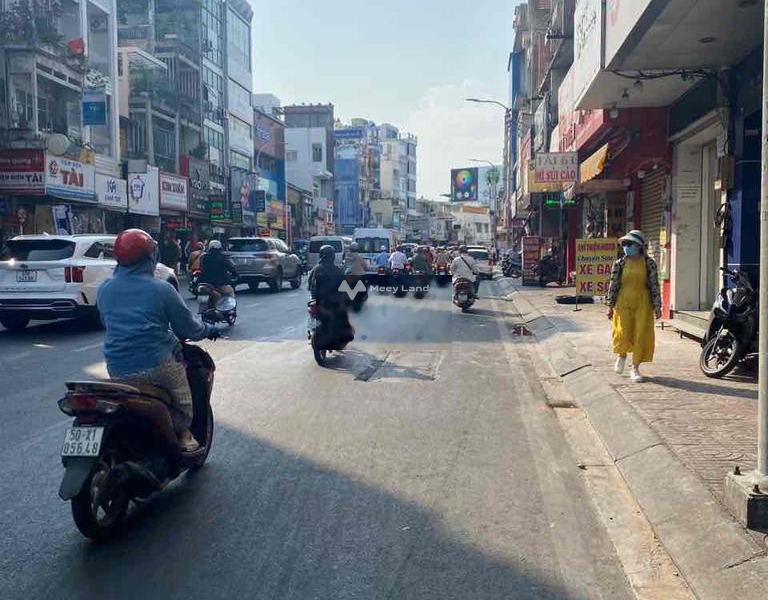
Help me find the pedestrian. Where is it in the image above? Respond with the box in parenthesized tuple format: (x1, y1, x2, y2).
(160, 233, 181, 273)
(605, 230, 662, 383)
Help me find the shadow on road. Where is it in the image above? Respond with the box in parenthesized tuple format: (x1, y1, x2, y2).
(2, 426, 591, 600)
(651, 375, 757, 400)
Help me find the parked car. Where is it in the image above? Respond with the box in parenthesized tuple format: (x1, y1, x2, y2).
(0, 234, 179, 332)
(467, 248, 493, 280)
(226, 236, 302, 292)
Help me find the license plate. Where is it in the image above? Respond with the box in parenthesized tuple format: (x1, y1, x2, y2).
(16, 270, 37, 282)
(61, 427, 104, 457)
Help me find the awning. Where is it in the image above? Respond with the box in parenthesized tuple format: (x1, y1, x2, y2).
(579, 143, 609, 184)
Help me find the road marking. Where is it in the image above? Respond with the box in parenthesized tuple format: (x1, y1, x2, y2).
(74, 341, 103, 353)
(247, 302, 262, 308)
(33, 343, 54, 349)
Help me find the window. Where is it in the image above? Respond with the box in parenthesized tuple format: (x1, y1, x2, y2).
(230, 150, 251, 171)
(312, 143, 323, 162)
(203, 0, 223, 66)
(6, 239, 75, 261)
(228, 80, 251, 118)
(407, 143, 416, 157)
(227, 11, 250, 72)
(229, 115, 252, 149)
(228, 239, 269, 252)
(286, 150, 298, 162)
(407, 161, 416, 174)
(309, 240, 342, 253)
(407, 180, 416, 192)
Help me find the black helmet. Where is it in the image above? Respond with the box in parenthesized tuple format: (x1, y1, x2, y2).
(459, 245, 468, 253)
(319, 244, 335, 263)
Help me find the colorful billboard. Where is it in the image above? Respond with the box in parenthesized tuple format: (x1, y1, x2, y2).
(450, 167, 479, 202)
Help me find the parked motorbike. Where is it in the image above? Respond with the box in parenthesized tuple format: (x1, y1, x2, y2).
(307, 300, 354, 366)
(57, 341, 215, 540)
(188, 269, 201, 297)
(435, 264, 451, 287)
(453, 278, 476, 312)
(502, 253, 522, 278)
(197, 284, 237, 326)
(699, 267, 757, 378)
(534, 255, 564, 287)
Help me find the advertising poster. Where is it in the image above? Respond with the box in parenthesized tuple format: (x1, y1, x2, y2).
(522, 236, 541, 286)
(574, 238, 618, 297)
(45, 155, 96, 202)
(450, 167, 479, 202)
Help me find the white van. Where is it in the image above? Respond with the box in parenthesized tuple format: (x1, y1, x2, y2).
(353, 228, 397, 273)
(308, 236, 348, 269)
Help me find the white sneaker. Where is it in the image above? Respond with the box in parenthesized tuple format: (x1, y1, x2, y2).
(614, 356, 626, 374)
(629, 367, 644, 383)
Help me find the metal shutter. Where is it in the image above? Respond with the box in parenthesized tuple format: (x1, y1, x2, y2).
(640, 170, 666, 267)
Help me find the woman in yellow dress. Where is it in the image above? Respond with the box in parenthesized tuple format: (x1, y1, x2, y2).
(605, 230, 662, 383)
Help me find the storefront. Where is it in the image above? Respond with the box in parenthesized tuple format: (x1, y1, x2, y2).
(181, 156, 212, 243)
(96, 173, 128, 233)
(126, 167, 161, 238)
(159, 171, 189, 243)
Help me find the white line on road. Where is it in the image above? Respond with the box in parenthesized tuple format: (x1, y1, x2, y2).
(247, 302, 262, 308)
(33, 343, 54, 349)
(74, 341, 103, 353)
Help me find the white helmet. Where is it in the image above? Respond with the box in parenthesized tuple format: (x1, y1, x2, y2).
(380, 246, 387, 251)
(208, 240, 222, 250)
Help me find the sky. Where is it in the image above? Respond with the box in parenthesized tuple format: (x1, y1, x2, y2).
(251, 0, 519, 200)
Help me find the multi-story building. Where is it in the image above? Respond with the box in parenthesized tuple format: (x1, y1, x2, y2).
(252, 103, 286, 240)
(284, 103, 335, 235)
(506, 0, 763, 330)
(376, 123, 417, 238)
(448, 203, 492, 247)
(0, 0, 121, 243)
(333, 118, 380, 234)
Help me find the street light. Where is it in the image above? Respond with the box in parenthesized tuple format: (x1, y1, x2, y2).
(465, 98, 511, 111)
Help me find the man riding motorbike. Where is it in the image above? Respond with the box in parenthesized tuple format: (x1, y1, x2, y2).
(375, 246, 390, 269)
(410, 246, 433, 274)
(451, 245, 480, 295)
(435, 247, 449, 269)
(96, 229, 219, 452)
(309, 245, 354, 348)
(199, 240, 238, 309)
(344, 241, 368, 277)
(389, 245, 407, 271)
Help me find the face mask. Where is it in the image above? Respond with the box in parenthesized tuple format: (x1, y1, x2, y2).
(623, 244, 638, 257)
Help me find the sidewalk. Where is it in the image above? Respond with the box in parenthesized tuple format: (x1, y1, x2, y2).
(490, 277, 767, 600)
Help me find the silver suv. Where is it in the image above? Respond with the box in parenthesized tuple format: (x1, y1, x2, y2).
(226, 237, 302, 293)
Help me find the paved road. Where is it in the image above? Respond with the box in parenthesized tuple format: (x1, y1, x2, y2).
(0, 279, 634, 600)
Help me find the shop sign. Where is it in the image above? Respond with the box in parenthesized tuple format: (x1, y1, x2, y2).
(159, 172, 188, 211)
(182, 157, 210, 215)
(95, 174, 127, 210)
(209, 195, 227, 222)
(45, 155, 96, 202)
(573, 0, 602, 107)
(575, 238, 618, 296)
(231, 201, 243, 224)
(534, 152, 578, 185)
(257, 213, 269, 227)
(522, 236, 541, 286)
(82, 86, 107, 126)
(230, 168, 258, 213)
(0, 149, 45, 195)
(127, 167, 160, 216)
(527, 161, 563, 193)
(542, 193, 577, 208)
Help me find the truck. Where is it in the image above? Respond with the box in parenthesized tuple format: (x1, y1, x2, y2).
(352, 228, 398, 273)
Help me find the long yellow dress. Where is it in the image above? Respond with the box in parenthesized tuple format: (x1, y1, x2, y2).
(611, 257, 655, 364)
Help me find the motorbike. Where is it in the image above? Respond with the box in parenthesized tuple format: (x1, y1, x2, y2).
(188, 269, 201, 297)
(308, 300, 354, 366)
(412, 269, 430, 299)
(197, 283, 237, 326)
(502, 253, 522, 278)
(391, 267, 407, 298)
(435, 264, 451, 287)
(699, 267, 758, 378)
(534, 255, 565, 286)
(453, 278, 476, 312)
(376, 265, 389, 291)
(57, 341, 215, 540)
(345, 273, 368, 312)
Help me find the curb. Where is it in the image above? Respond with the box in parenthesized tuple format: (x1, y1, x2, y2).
(496, 282, 768, 600)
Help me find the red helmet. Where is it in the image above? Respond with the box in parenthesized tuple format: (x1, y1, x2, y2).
(114, 229, 157, 266)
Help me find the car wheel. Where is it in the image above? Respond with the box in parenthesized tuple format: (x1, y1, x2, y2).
(0, 315, 30, 332)
(290, 270, 302, 290)
(269, 269, 283, 293)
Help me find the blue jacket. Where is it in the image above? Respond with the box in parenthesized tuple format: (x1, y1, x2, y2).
(97, 258, 212, 377)
(375, 252, 390, 267)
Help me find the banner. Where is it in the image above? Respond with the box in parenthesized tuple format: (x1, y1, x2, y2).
(522, 236, 541, 286)
(574, 238, 618, 296)
(0, 149, 44, 195)
(45, 155, 96, 202)
(127, 167, 159, 216)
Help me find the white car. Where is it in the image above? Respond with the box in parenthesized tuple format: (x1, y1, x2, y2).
(466, 247, 494, 280)
(0, 234, 179, 332)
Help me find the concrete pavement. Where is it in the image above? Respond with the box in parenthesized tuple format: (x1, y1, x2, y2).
(0, 279, 645, 599)
(497, 278, 768, 600)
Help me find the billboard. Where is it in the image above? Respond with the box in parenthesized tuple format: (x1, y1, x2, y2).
(159, 172, 189, 211)
(450, 167, 479, 202)
(334, 128, 364, 140)
(0, 149, 44, 195)
(45, 155, 96, 202)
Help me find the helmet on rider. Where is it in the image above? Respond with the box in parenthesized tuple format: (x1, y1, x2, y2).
(114, 229, 157, 266)
(349, 242, 359, 252)
(208, 240, 222, 251)
(319, 244, 335, 263)
(459, 245, 468, 254)
(380, 245, 387, 252)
